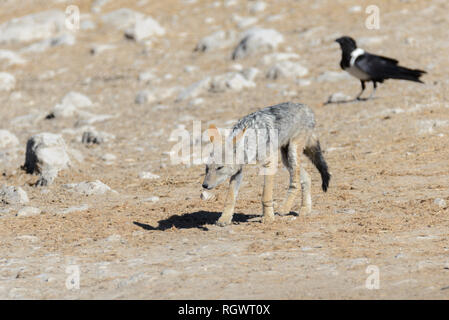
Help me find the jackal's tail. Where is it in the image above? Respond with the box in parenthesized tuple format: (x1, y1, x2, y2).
(303, 135, 330, 192)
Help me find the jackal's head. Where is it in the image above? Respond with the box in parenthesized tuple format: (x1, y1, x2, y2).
(202, 124, 245, 190)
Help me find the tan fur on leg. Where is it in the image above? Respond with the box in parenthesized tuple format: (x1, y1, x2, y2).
(262, 171, 275, 223)
(217, 179, 238, 226)
(299, 167, 312, 215)
(279, 143, 302, 215)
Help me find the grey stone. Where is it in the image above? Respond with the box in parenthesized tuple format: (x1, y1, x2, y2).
(232, 28, 284, 59)
(0, 185, 29, 205)
(23, 133, 71, 186)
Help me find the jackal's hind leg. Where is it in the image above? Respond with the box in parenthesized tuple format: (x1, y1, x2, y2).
(299, 166, 312, 215)
(261, 172, 275, 223)
(217, 170, 243, 226)
(279, 143, 301, 216)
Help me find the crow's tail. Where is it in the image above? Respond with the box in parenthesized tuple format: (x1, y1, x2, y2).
(386, 65, 426, 83)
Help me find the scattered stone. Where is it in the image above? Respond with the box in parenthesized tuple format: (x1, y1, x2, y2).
(348, 5, 362, 13)
(232, 28, 284, 60)
(266, 61, 308, 79)
(0, 50, 27, 66)
(21, 33, 75, 53)
(326, 92, 352, 104)
(90, 44, 115, 55)
(210, 72, 256, 92)
(0, 72, 16, 91)
(16, 235, 39, 242)
(316, 71, 351, 82)
(232, 15, 258, 29)
(241, 67, 260, 81)
(58, 204, 89, 215)
(49, 91, 94, 118)
(160, 269, 180, 276)
(195, 30, 236, 52)
(106, 234, 122, 242)
(143, 196, 160, 203)
(0, 10, 65, 44)
(138, 71, 156, 83)
(101, 8, 144, 31)
(0, 185, 29, 205)
(248, 1, 267, 13)
(16, 206, 41, 217)
(63, 180, 114, 195)
(434, 198, 446, 208)
(81, 19, 96, 30)
(0, 130, 19, 149)
(135, 90, 157, 104)
(176, 77, 211, 101)
(139, 172, 160, 180)
(81, 129, 114, 145)
(200, 191, 215, 201)
(262, 52, 300, 65)
(23, 133, 71, 186)
(125, 16, 165, 42)
(101, 154, 116, 163)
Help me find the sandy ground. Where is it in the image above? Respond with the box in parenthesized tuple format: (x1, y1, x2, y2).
(0, 0, 448, 299)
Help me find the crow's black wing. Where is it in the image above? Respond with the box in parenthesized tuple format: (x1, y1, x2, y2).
(355, 52, 425, 82)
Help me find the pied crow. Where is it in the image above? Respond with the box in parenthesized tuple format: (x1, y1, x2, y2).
(335, 36, 426, 100)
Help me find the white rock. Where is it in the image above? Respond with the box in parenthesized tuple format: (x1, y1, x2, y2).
(125, 16, 165, 42)
(0, 50, 27, 66)
(90, 44, 115, 55)
(0, 130, 19, 149)
(51, 92, 93, 118)
(326, 92, 352, 103)
(143, 196, 160, 203)
(0, 10, 65, 44)
(101, 153, 116, 162)
(434, 198, 446, 208)
(138, 71, 156, 83)
(241, 67, 260, 81)
(248, 1, 267, 13)
(63, 180, 113, 195)
(23, 133, 71, 186)
(232, 28, 284, 59)
(0, 185, 29, 205)
(195, 30, 236, 52)
(58, 204, 89, 215)
(0, 72, 16, 91)
(139, 172, 160, 180)
(135, 90, 157, 104)
(20, 33, 75, 53)
(81, 20, 96, 30)
(210, 72, 256, 92)
(267, 61, 308, 79)
(232, 15, 258, 29)
(316, 71, 351, 82)
(17, 206, 41, 217)
(101, 8, 145, 30)
(176, 77, 211, 101)
(262, 52, 300, 65)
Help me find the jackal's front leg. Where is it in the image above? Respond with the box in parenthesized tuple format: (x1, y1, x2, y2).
(217, 170, 243, 226)
(261, 172, 275, 224)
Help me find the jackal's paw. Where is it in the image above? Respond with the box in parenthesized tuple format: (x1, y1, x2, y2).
(299, 206, 312, 216)
(261, 214, 275, 224)
(216, 217, 232, 227)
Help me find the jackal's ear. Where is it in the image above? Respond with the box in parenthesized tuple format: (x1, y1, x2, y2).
(232, 127, 246, 145)
(208, 124, 221, 144)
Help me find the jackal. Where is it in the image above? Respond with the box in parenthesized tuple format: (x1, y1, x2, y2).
(202, 102, 330, 226)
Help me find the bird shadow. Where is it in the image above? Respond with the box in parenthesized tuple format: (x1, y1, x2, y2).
(133, 210, 261, 231)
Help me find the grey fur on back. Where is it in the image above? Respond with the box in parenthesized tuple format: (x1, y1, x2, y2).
(231, 101, 315, 147)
